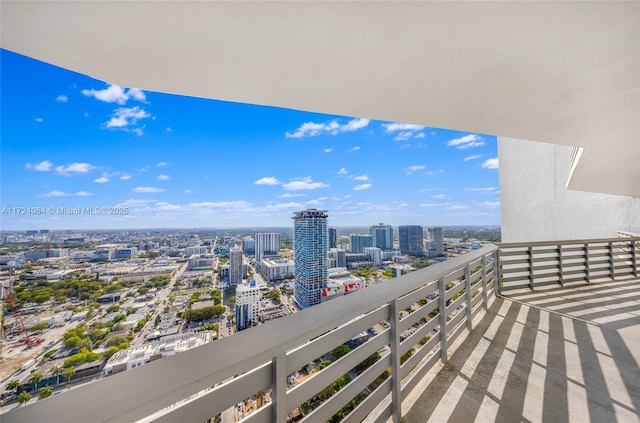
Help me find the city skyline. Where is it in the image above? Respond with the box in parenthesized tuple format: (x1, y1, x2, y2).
(2, 49, 499, 230)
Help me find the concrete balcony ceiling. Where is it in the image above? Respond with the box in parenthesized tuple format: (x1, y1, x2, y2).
(1, 1, 639, 197)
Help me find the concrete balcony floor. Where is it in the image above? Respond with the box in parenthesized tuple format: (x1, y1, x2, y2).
(401, 277, 640, 423)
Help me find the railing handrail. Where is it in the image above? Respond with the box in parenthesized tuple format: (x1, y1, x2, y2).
(498, 236, 640, 249)
(4, 246, 498, 423)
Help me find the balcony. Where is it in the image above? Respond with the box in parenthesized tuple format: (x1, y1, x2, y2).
(4, 238, 638, 423)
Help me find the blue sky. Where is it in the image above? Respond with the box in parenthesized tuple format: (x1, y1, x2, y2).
(1, 49, 500, 230)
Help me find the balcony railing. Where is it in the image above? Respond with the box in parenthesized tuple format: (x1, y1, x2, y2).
(497, 237, 639, 292)
(4, 237, 637, 423)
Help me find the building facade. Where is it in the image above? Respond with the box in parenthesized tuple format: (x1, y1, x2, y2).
(328, 227, 337, 249)
(255, 233, 280, 265)
(350, 234, 373, 254)
(370, 223, 393, 250)
(425, 227, 444, 257)
(399, 225, 424, 257)
(293, 209, 329, 309)
(235, 280, 262, 331)
(229, 246, 244, 285)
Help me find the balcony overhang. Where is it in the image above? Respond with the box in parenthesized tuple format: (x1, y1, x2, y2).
(1, 1, 639, 197)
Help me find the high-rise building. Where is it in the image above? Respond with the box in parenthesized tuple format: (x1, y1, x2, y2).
(235, 280, 262, 331)
(293, 209, 329, 309)
(255, 233, 280, 264)
(350, 234, 373, 254)
(399, 225, 424, 257)
(242, 237, 255, 256)
(426, 227, 444, 257)
(329, 248, 346, 268)
(364, 247, 382, 266)
(328, 227, 337, 249)
(370, 223, 393, 250)
(229, 246, 244, 285)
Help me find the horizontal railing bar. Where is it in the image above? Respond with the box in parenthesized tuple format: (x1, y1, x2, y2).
(305, 351, 391, 423)
(444, 280, 466, 301)
(399, 318, 440, 357)
(286, 305, 389, 374)
(498, 237, 640, 248)
(344, 377, 392, 423)
(398, 301, 437, 333)
(400, 334, 440, 380)
(242, 403, 270, 423)
(401, 346, 441, 397)
(443, 268, 465, 284)
(397, 281, 438, 310)
(287, 331, 388, 409)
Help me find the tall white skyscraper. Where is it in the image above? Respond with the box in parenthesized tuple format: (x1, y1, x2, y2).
(235, 280, 262, 331)
(255, 232, 280, 264)
(426, 227, 444, 257)
(229, 246, 243, 285)
(293, 209, 329, 309)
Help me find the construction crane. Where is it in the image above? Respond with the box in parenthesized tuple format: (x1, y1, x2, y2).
(1, 285, 44, 348)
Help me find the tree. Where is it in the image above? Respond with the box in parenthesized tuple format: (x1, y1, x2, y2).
(6, 380, 20, 393)
(63, 367, 75, 383)
(29, 322, 49, 332)
(38, 386, 53, 400)
(331, 344, 351, 360)
(29, 372, 43, 388)
(52, 366, 64, 385)
(228, 296, 236, 309)
(18, 391, 31, 406)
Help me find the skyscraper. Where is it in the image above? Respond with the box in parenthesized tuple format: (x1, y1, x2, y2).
(399, 225, 424, 257)
(350, 234, 373, 254)
(370, 223, 393, 250)
(255, 232, 280, 264)
(328, 227, 337, 249)
(229, 246, 243, 285)
(293, 209, 329, 309)
(426, 227, 444, 257)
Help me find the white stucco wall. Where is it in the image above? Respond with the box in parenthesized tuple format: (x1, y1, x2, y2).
(499, 137, 640, 243)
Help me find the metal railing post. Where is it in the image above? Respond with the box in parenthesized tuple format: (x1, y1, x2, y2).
(528, 246, 534, 290)
(438, 276, 447, 364)
(465, 264, 472, 330)
(493, 249, 501, 295)
(584, 243, 591, 283)
(558, 244, 564, 287)
(609, 241, 615, 280)
(272, 353, 287, 423)
(389, 299, 402, 423)
(632, 240, 638, 278)
(481, 255, 488, 310)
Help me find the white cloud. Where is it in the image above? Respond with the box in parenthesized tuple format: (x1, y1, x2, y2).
(282, 177, 329, 191)
(157, 162, 168, 167)
(426, 169, 444, 175)
(184, 189, 195, 194)
(120, 174, 132, 180)
(157, 174, 170, 181)
(354, 183, 372, 191)
(254, 176, 281, 186)
(482, 157, 499, 169)
(382, 122, 425, 133)
(56, 95, 68, 103)
(399, 144, 411, 149)
(349, 146, 361, 152)
(84, 112, 89, 118)
(285, 117, 370, 138)
(447, 134, 484, 149)
(102, 106, 151, 134)
(465, 187, 498, 192)
(278, 193, 306, 198)
(323, 148, 333, 153)
(35, 118, 44, 123)
(481, 201, 500, 208)
(394, 131, 413, 141)
(431, 194, 448, 199)
(352, 175, 368, 181)
(81, 84, 146, 105)
(405, 165, 425, 175)
(414, 132, 426, 139)
(75, 191, 94, 197)
(166, 127, 173, 133)
(93, 177, 109, 183)
(338, 168, 348, 175)
(464, 154, 482, 161)
(446, 205, 470, 210)
(132, 187, 165, 193)
(55, 162, 95, 176)
(39, 190, 72, 198)
(419, 202, 450, 208)
(26, 160, 53, 172)
(306, 200, 321, 205)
